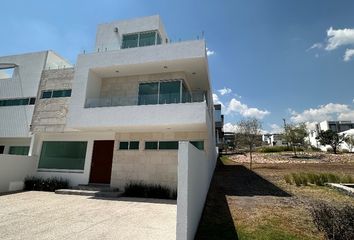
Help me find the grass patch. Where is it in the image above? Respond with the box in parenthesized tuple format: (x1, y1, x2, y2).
(220, 155, 234, 165)
(284, 172, 354, 187)
(24, 176, 69, 192)
(124, 181, 177, 200)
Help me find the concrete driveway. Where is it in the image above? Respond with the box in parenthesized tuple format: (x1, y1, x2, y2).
(0, 191, 176, 240)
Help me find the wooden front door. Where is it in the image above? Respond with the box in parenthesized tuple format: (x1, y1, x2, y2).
(89, 140, 114, 184)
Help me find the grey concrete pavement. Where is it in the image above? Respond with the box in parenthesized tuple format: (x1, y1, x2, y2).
(0, 191, 176, 240)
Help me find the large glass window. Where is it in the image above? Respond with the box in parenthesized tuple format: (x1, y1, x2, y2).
(139, 32, 156, 47)
(0, 98, 36, 107)
(8, 146, 30, 155)
(41, 89, 72, 99)
(159, 81, 181, 104)
(122, 34, 139, 49)
(41, 91, 52, 99)
(38, 141, 87, 170)
(145, 141, 158, 150)
(138, 82, 159, 105)
(190, 141, 204, 150)
(119, 141, 139, 150)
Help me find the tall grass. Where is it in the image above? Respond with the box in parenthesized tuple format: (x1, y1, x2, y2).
(24, 176, 69, 192)
(124, 181, 177, 200)
(284, 172, 354, 187)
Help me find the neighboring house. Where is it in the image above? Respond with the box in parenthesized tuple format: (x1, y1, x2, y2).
(1, 15, 216, 191)
(214, 104, 224, 150)
(308, 120, 354, 151)
(262, 133, 287, 146)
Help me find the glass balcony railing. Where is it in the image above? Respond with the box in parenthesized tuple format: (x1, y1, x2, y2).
(84, 91, 207, 108)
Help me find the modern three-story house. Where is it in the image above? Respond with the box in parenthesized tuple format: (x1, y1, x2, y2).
(1, 15, 216, 193)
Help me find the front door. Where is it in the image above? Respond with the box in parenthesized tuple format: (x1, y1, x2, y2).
(89, 140, 114, 184)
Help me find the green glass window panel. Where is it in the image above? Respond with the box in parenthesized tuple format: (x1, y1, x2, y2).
(122, 34, 139, 49)
(145, 141, 158, 150)
(9, 146, 30, 155)
(156, 33, 162, 45)
(159, 81, 181, 104)
(182, 83, 191, 103)
(41, 91, 52, 99)
(0, 145, 4, 154)
(29, 97, 36, 105)
(159, 141, 179, 150)
(38, 141, 87, 170)
(0, 98, 32, 107)
(139, 32, 156, 47)
(119, 142, 129, 150)
(129, 141, 139, 150)
(190, 141, 204, 150)
(52, 89, 72, 98)
(138, 82, 158, 105)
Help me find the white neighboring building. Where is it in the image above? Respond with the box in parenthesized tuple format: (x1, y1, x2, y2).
(308, 120, 354, 151)
(262, 133, 287, 146)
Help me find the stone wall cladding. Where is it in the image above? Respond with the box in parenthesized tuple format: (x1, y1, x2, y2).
(110, 131, 208, 190)
(31, 68, 74, 133)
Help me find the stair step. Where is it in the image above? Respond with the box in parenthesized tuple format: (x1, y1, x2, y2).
(55, 189, 124, 198)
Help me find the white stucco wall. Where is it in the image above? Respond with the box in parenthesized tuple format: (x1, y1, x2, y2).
(176, 141, 217, 240)
(0, 154, 37, 192)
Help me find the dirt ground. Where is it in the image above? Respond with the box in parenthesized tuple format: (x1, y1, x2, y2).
(196, 152, 354, 240)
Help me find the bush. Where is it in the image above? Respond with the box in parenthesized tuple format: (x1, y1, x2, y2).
(310, 146, 321, 152)
(24, 176, 69, 192)
(284, 172, 354, 186)
(258, 146, 293, 153)
(124, 181, 177, 200)
(284, 174, 292, 184)
(326, 147, 334, 153)
(310, 202, 354, 240)
(341, 149, 349, 153)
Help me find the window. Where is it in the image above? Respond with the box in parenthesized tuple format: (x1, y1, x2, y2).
(190, 141, 204, 150)
(41, 89, 72, 99)
(8, 146, 30, 155)
(52, 89, 72, 98)
(138, 82, 159, 105)
(159, 81, 181, 104)
(0, 66, 15, 79)
(0, 97, 36, 107)
(121, 31, 162, 49)
(122, 34, 139, 49)
(139, 32, 156, 47)
(145, 141, 158, 150)
(38, 141, 87, 170)
(0, 145, 4, 154)
(138, 80, 183, 105)
(41, 91, 52, 99)
(159, 141, 179, 150)
(119, 141, 139, 150)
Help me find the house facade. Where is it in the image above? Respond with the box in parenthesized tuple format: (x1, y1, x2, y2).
(1, 15, 216, 192)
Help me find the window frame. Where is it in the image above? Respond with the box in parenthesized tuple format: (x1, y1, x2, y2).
(119, 141, 140, 150)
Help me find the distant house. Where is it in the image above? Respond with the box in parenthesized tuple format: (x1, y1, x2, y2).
(308, 120, 354, 151)
(214, 104, 224, 150)
(262, 133, 287, 146)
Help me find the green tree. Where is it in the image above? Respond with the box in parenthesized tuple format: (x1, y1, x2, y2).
(344, 135, 354, 153)
(237, 118, 262, 170)
(316, 130, 346, 154)
(284, 123, 308, 157)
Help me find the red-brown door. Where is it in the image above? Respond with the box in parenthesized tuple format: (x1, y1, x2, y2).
(89, 140, 114, 184)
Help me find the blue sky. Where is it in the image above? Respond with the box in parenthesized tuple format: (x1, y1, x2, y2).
(1, 0, 354, 132)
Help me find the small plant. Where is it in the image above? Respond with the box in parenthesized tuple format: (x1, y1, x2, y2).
(310, 202, 354, 240)
(291, 173, 302, 187)
(258, 146, 293, 153)
(284, 174, 292, 184)
(24, 176, 69, 192)
(124, 181, 177, 200)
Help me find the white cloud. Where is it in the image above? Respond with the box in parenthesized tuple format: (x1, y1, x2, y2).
(344, 48, 354, 61)
(225, 98, 270, 119)
(325, 27, 354, 51)
(307, 42, 323, 51)
(269, 123, 283, 133)
(223, 122, 239, 132)
(217, 87, 232, 96)
(290, 103, 354, 123)
(212, 93, 225, 108)
(206, 48, 215, 56)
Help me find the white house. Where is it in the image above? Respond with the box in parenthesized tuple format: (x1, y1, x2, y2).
(0, 15, 217, 239)
(262, 133, 287, 146)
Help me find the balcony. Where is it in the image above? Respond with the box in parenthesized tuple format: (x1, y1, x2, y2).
(84, 91, 207, 108)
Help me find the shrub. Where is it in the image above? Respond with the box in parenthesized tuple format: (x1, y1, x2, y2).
(24, 176, 69, 192)
(310, 146, 321, 152)
(291, 173, 302, 187)
(310, 202, 354, 240)
(326, 147, 334, 153)
(284, 174, 292, 184)
(124, 181, 177, 200)
(341, 175, 354, 183)
(257, 146, 293, 153)
(341, 149, 349, 153)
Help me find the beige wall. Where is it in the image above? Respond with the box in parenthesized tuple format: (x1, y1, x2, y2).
(111, 131, 207, 190)
(100, 72, 187, 106)
(31, 68, 74, 133)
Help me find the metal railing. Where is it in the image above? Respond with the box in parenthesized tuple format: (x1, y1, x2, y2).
(84, 91, 206, 108)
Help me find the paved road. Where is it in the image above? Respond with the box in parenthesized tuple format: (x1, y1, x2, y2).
(0, 191, 176, 240)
